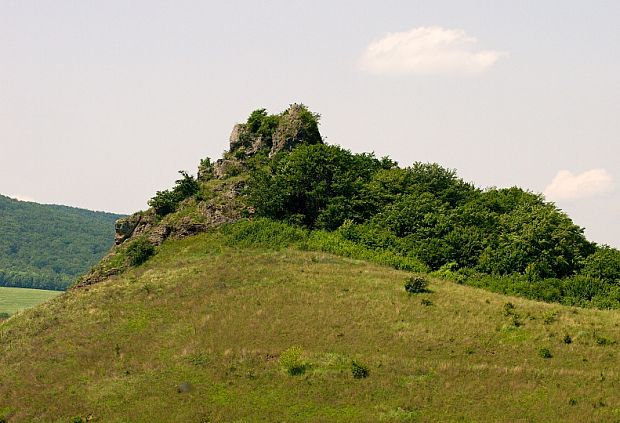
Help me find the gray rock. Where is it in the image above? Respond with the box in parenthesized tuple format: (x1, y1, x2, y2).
(229, 123, 246, 151)
(177, 381, 192, 393)
(271, 103, 322, 156)
(114, 215, 142, 245)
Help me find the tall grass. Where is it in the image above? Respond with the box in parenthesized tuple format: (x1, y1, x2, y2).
(219, 218, 428, 273)
(219, 218, 620, 309)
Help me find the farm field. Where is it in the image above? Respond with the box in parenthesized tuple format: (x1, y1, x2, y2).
(0, 286, 62, 316)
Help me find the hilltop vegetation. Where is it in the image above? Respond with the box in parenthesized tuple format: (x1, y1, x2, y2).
(85, 104, 619, 308)
(0, 195, 122, 290)
(2, 227, 620, 422)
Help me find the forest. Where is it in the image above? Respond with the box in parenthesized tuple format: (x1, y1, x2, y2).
(0, 195, 122, 290)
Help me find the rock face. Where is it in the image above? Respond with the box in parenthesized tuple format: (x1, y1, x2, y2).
(229, 103, 322, 157)
(228, 123, 246, 152)
(270, 103, 322, 155)
(114, 214, 142, 245)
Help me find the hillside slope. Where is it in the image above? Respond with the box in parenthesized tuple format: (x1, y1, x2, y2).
(1, 229, 619, 422)
(0, 195, 122, 290)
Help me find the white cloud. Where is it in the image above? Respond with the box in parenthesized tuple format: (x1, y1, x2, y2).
(544, 169, 614, 201)
(360, 26, 507, 76)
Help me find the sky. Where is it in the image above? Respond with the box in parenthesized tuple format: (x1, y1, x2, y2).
(1, 0, 618, 247)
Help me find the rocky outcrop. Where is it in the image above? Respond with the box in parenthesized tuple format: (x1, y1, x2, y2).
(76, 104, 319, 288)
(270, 103, 322, 155)
(229, 103, 322, 157)
(114, 214, 142, 244)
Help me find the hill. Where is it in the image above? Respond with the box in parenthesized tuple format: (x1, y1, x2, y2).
(0, 195, 123, 290)
(0, 104, 618, 421)
(1, 227, 619, 422)
(79, 104, 619, 308)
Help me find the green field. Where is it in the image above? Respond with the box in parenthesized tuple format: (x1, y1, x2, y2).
(1, 231, 620, 422)
(0, 286, 62, 316)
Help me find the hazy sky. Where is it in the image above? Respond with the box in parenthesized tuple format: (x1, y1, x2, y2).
(1, 0, 618, 247)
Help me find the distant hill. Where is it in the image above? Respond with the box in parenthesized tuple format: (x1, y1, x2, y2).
(0, 195, 123, 290)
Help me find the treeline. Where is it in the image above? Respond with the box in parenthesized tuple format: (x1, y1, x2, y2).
(0, 195, 122, 290)
(240, 143, 619, 306)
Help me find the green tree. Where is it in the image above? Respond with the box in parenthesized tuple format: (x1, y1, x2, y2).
(581, 246, 620, 283)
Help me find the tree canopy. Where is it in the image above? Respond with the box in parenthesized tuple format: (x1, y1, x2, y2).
(0, 195, 122, 290)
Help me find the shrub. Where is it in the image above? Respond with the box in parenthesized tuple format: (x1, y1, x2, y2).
(581, 246, 620, 282)
(197, 157, 215, 181)
(595, 335, 615, 346)
(0, 312, 10, 320)
(279, 346, 307, 376)
(542, 310, 558, 324)
(149, 170, 200, 216)
(563, 334, 572, 344)
(125, 238, 155, 266)
(148, 189, 179, 217)
(351, 360, 370, 379)
(538, 347, 552, 358)
(405, 276, 429, 294)
(503, 302, 516, 316)
(421, 298, 433, 306)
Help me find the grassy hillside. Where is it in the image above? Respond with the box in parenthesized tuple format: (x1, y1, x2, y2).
(2, 228, 619, 422)
(0, 195, 123, 290)
(0, 287, 61, 317)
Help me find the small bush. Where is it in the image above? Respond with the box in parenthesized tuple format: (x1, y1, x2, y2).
(149, 170, 200, 216)
(405, 276, 429, 294)
(0, 312, 10, 320)
(542, 310, 558, 324)
(421, 298, 433, 306)
(503, 302, 516, 316)
(563, 334, 573, 344)
(279, 346, 307, 376)
(125, 238, 155, 266)
(595, 335, 615, 346)
(351, 360, 370, 379)
(538, 347, 553, 358)
(188, 352, 209, 367)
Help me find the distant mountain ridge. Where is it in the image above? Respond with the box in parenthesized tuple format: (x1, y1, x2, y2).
(0, 194, 123, 290)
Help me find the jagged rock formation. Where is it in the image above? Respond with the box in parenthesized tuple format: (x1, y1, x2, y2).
(75, 104, 321, 288)
(228, 103, 322, 156)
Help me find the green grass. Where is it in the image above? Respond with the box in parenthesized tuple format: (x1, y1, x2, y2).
(0, 286, 61, 316)
(1, 231, 620, 422)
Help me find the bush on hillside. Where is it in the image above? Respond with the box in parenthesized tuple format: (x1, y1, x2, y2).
(580, 246, 620, 283)
(125, 238, 155, 266)
(405, 276, 429, 294)
(149, 171, 200, 217)
(279, 346, 307, 376)
(351, 360, 370, 379)
(538, 347, 552, 358)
